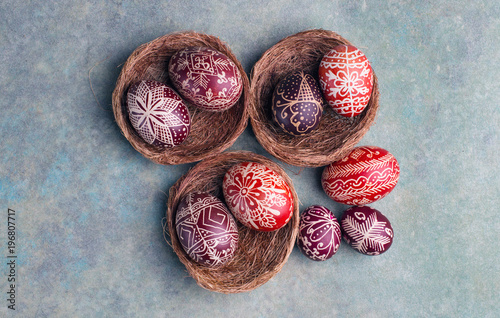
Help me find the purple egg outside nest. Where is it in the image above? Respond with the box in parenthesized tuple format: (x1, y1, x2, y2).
(341, 206, 394, 256)
(297, 205, 341, 261)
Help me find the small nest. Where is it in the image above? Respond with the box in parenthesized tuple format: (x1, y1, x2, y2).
(112, 31, 250, 165)
(249, 29, 380, 167)
(165, 151, 300, 294)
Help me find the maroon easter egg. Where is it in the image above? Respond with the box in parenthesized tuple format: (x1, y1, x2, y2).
(127, 80, 190, 148)
(341, 206, 393, 255)
(318, 44, 373, 117)
(272, 71, 324, 135)
(322, 146, 400, 205)
(297, 205, 341, 261)
(168, 46, 243, 112)
(175, 192, 239, 267)
(222, 162, 294, 232)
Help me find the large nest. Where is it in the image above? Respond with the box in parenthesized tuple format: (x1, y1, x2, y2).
(165, 151, 300, 293)
(249, 29, 380, 167)
(112, 31, 249, 165)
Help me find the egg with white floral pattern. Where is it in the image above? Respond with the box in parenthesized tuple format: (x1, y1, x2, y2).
(318, 44, 373, 117)
(127, 80, 190, 148)
(168, 46, 243, 112)
(222, 162, 294, 232)
(297, 205, 341, 261)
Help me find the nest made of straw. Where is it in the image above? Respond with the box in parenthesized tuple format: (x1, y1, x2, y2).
(112, 31, 250, 165)
(165, 151, 300, 294)
(249, 29, 380, 167)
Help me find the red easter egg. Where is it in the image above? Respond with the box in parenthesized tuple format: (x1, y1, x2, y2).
(318, 44, 373, 117)
(175, 192, 239, 267)
(222, 162, 294, 232)
(341, 206, 393, 255)
(127, 80, 190, 147)
(322, 146, 400, 205)
(168, 46, 243, 112)
(297, 205, 341, 261)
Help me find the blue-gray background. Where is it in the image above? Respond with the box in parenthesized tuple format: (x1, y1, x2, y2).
(1, 1, 499, 317)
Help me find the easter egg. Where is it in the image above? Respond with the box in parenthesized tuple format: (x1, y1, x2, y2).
(341, 206, 393, 255)
(318, 44, 373, 117)
(127, 80, 190, 148)
(175, 192, 239, 267)
(297, 205, 341, 261)
(168, 46, 243, 112)
(222, 162, 294, 232)
(322, 146, 400, 205)
(272, 71, 324, 135)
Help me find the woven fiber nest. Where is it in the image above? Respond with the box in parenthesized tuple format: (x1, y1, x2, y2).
(165, 151, 300, 294)
(112, 31, 250, 165)
(249, 29, 380, 167)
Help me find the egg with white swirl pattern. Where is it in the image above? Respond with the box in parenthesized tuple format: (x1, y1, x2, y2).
(297, 205, 341, 261)
(272, 71, 324, 135)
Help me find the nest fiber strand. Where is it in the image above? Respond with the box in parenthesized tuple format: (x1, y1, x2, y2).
(165, 151, 300, 294)
(112, 31, 249, 165)
(249, 29, 380, 167)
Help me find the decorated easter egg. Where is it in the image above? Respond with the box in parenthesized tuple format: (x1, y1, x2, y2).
(322, 146, 400, 205)
(127, 80, 190, 147)
(272, 71, 324, 135)
(318, 44, 373, 117)
(175, 192, 239, 267)
(297, 205, 341, 261)
(168, 46, 243, 112)
(341, 206, 393, 255)
(222, 162, 294, 232)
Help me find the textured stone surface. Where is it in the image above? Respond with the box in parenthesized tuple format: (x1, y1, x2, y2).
(0, 1, 499, 317)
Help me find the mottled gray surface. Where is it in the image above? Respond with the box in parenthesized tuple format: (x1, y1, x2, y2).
(1, 1, 499, 317)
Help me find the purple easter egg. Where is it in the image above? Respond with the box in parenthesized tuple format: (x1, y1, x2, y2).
(127, 80, 190, 148)
(272, 71, 324, 135)
(175, 192, 239, 267)
(341, 206, 394, 256)
(168, 46, 243, 112)
(297, 205, 341, 261)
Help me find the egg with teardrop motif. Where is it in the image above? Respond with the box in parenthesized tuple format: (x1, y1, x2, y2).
(272, 71, 324, 135)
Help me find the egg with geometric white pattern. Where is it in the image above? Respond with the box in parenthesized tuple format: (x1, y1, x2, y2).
(175, 192, 239, 267)
(127, 80, 190, 148)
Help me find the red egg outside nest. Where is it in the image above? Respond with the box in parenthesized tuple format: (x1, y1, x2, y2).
(322, 146, 400, 205)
